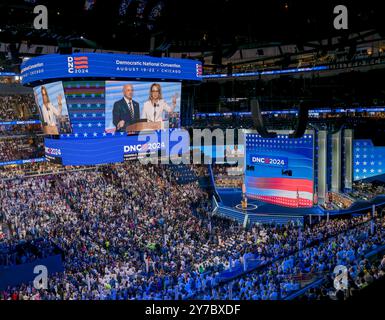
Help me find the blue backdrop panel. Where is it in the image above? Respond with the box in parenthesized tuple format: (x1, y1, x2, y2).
(0, 255, 64, 290)
(354, 139, 385, 180)
(44, 129, 189, 166)
(21, 53, 202, 85)
(63, 80, 106, 135)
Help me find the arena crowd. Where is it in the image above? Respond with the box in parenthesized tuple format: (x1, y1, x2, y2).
(1, 162, 384, 300)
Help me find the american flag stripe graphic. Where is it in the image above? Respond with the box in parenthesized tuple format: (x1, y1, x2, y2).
(74, 56, 89, 69)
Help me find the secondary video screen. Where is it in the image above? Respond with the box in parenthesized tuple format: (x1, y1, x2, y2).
(245, 133, 314, 208)
(33, 81, 72, 135)
(105, 80, 182, 133)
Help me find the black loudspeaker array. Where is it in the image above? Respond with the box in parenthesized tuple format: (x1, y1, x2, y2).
(250, 99, 277, 138)
(288, 102, 309, 138)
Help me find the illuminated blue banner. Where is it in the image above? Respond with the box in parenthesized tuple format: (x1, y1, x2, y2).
(194, 106, 385, 118)
(202, 66, 328, 79)
(0, 157, 46, 167)
(21, 53, 203, 85)
(44, 129, 189, 165)
(0, 72, 17, 77)
(0, 120, 41, 125)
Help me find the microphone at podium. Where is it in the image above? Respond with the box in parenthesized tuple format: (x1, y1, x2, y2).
(153, 102, 159, 122)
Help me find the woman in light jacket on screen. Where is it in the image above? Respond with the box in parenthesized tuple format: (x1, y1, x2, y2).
(37, 85, 63, 128)
(141, 83, 177, 125)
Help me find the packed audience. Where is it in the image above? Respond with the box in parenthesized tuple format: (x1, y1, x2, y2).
(0, 238, 61, 267)
(195, 214, 385, 300)
(0, 161, 384, 300)
(302, 253, 385, 300)
(0, 124, 42, 136)
(0, 95, 38, 121)
(0, 162, 95, 180)
(0, 136, 44, 162)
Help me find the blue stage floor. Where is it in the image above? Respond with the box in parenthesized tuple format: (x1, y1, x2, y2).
(216, 188, 385, 217)
(217, 188, 324, 216)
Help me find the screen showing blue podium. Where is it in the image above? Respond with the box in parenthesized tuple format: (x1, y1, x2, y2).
(245, 132, 315, 208)
(105, 80, 181, 132)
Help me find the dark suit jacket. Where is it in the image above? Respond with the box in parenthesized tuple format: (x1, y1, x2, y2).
(112, 98, 140, 132)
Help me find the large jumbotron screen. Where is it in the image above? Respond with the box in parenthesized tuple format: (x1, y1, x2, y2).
(245, 132, 314, 208)
(32, 80, 186, 165)
(33, 80, 182, 135)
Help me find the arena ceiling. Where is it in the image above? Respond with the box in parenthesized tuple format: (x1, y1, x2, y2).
(0, 0, 383, 53)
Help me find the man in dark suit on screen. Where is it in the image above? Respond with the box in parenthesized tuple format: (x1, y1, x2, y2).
(112, 84, 140, 132)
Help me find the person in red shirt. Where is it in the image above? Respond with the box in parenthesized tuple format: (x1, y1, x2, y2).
(11, 291, 18, 300)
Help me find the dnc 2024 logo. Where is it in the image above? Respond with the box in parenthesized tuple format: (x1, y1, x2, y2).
(67, 56, 89, 74)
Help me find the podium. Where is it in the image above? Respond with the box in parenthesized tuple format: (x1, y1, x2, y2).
(126, 121, 162, 132)
(43, 125, 59, 135)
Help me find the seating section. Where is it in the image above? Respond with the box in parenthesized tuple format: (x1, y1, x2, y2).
(167, 164, 199, 184)
(0, 95, 38, 121)
(0, 137, 44, 163)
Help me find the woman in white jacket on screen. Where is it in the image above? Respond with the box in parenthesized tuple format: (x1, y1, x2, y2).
(36, 86, 63, 127)
(141, 83, 177, 124)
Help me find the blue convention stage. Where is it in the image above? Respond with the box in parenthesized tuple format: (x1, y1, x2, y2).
(217, 188, 324, 216)
(215, 188, 385, 225)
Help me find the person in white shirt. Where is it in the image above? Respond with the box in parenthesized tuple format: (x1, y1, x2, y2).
(37, 86, 63, 128)
(141, 83, 177, 125)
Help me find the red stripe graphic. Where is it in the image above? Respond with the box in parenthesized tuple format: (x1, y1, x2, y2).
(74, 56, 88, 61)
(247, 194, 313, 208)
(74, 61, 88, 65)
(75, 65, 88, 69)
(247, 177, 313, 193)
